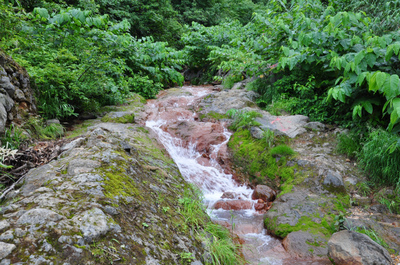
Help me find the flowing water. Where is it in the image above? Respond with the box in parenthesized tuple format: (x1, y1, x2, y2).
(144, 86, 328, 265)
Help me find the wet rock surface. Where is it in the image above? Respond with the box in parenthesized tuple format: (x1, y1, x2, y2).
(0, 94, 208, 264)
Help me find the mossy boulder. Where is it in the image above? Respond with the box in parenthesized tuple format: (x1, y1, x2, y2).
(0, 110, 208, 264)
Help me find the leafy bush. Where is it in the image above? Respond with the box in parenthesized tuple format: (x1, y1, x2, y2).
(359, 129, 400, 187)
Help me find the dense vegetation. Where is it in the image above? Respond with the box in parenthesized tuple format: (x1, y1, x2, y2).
(2, 0, 400, 214)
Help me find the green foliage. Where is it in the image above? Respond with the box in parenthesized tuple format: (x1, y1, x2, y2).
(227, 129, 294, 186)
(333, 212, 346, 232)
(0, 3, 184, 119)
(226, 109, 261, 131)
(359, 129, 400, 187)
(23, 117, 64, 140)
(2, 125, 26, 149)
(178, 185, 244, 265)
(262, 129, 275, 148)
(336, 131, 363, 159)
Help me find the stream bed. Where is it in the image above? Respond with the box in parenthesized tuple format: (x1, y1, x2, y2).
(144, 86, 329, 265)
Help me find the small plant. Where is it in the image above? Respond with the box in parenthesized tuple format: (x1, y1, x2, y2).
(334, 212, 347, 232)
(226, 109, 261, 131)
(2, 124, 26, 149)
(162, 206, 170, 213)
(353, 226, 389, 249)
(179, 252, 195, 264)
(142, 222, 149, 228)
(356, 182, 371, 197)
(262, 129, 275, 148)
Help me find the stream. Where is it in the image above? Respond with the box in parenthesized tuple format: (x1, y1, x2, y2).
(144, 86, 326, 265)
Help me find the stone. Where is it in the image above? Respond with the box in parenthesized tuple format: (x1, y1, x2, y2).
(323, 170, 344, 191)
(231, 82, 244, 90)
(72, 208, 121, 244)
(304, 122, 326, 131)
(254, 203, 266, 211)
(60, 137, 85, 152)
(282, 231, 328, 258)
(328, 230, 393, 265)
(0, 220, 10, 233)
(67, 159, 101, 176)
(13, 88, 26, 101)
(0, 75, 15, 96)
(46, 119, 60, 125)
(104, 206, 119, 215)
(16, 208, 64, 226)
(0, 242, 16, 259)
(251, 185, 276, 202)
(212, 200, 252, 211)
(256, 114, 309, 138)
(221, 192, 237, 199)
(0, 230, 14, 241)
(250, 126, 264, 139)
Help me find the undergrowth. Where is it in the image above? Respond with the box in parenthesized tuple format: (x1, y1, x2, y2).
(178, 185, 245, 265)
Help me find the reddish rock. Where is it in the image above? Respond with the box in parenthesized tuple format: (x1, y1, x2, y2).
(258, 199, 264, 203)
(213, 200, 252, 211)
(254, 203, 265, 211)
(251, 185, 276, 202)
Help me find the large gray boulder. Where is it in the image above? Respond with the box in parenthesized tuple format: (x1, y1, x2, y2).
(328, 230, 393, 265)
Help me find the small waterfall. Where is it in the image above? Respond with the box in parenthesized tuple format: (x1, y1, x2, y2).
(145, 86, 283, 265)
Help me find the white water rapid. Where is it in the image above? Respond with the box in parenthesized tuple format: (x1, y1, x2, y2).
(145, 86, 283, 265)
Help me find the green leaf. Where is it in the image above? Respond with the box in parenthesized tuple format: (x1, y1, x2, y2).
(376, 71, 387, 89)
(362, 101, 373, 114)
(353, 104, 362, 118)
(386, 45, 394, 62)
(354, 50, 365, 65)
(34, 7, 49, 20)
(364, 53, 376, 68)
(369, 72, 379, 92)
(389, 98, 400, 131)
(383, 74, 400, 100)
(357, 72, 368, 86)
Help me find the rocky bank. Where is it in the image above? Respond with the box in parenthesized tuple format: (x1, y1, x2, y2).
(0, 95, 208, 264)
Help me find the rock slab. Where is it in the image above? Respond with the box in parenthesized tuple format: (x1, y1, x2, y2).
(327, 230, 393, 265)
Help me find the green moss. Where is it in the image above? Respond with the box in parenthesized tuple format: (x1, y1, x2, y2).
(265, 215, 333, 238)
(101, 113, 135, 124)
(227, 129, 295, 187)
(270, 145, 295, 157)
(201, 111, 228, 120)
(66, 120, 94, 138)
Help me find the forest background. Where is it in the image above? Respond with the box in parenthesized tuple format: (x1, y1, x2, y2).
(1, 0, 400, 209)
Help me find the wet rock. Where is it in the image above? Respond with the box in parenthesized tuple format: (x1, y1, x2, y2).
(0, 242, 16, 259)
(254, 203, 266, 211)
(327, 230, 393, 265)
(221, 192, 237, 199)
(213, 200, 252, 211)
(283, 231, 328, 258)
(252, 185, 276, 202)
(16, 208, 64, 226)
